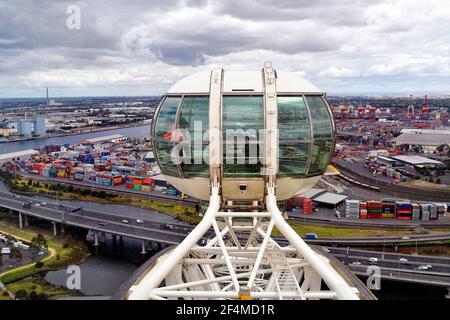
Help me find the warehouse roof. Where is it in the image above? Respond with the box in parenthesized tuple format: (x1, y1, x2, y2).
(313, 193, 348, 205)
(84, 134, 125, 144)
(0, 149, 39, 163)
(296, 188, 326, 199)
(151, 174, 168, 182)
(391, 155, 443, 166)
(392, 132, 450, 146)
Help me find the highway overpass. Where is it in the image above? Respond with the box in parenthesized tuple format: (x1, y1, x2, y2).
(1, 191, 450, 248)
(1, 191, 450, 291)
(326, 247, 450, 288)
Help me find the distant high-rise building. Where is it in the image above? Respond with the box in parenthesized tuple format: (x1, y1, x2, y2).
(34, 116, 46, 136)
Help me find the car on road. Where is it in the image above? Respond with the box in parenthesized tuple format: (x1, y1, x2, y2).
(399, 258, 408, 262)
(418, 265, 431, 271)
(12, 195, 20, 199)
(322, 248, 330, 253)
(401, 236, 410, 240)
(98, 222, 107, 226)
(368, 257, 378, 265)
(35, 203, 40, 207)
(122, 219, 129, 224)
(425, 264, 432, 269)
(136, 219, 144, 224)
(160, 223, 174, 230)
(305, 233, 319, 240)
(351, 261, 362, 265)
(22, 202, 31, 209)
(41, 202, 47, 206)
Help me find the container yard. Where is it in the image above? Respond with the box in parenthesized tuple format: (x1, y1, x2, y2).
(0, 135, 182, 197)
(341, 199, 448, 221)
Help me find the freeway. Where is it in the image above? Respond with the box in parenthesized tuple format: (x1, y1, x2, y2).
(325, 247, 450, 287)
(1, 191, 449, 289)
(2, 190, 450, 246)
(0, 191, 188, 245)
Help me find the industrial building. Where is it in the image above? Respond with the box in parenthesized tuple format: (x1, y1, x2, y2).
(34, 116, 46, 136)
(391, 155, 445, 169)
(0, 149, 39, 165)
(17, 120, 33, 137)
(393, 130, 450, 153)
(82, 134, 126, 144)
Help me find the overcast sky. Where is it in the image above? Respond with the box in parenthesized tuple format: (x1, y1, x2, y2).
(1, 0, 450, 98)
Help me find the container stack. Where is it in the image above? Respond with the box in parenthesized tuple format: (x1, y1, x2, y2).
(367, 201, 382, 219)
(287, 196, 304, 213)
(359, 201, 367, 219)
(133, 177, 143, 191)
(420, 204, 430, 221)
(345, 200, 360, 219)
(396, 202, 412, 220)
(102, 172, 112, 187)
(386, 168, 394, 178)
(437, 204, 447, 220)
(303, 199, 313, 215)
(429, 204, 438, 220)
(381, 202, 395, 219)
(412, 204, 420, 220)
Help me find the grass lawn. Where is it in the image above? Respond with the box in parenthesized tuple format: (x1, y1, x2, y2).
(272, 221, 426, 238)
(6, 276, 82, 300)
(0, 223, 90, 284)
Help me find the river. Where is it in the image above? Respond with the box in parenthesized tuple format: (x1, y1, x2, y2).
(0, 181, 171, 297)
(1, 124, 151, 154)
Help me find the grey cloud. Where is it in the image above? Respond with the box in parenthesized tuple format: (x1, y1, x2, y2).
(0, 0, 449, 97)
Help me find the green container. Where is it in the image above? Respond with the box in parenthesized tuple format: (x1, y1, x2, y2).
(133, 185, 142, 191)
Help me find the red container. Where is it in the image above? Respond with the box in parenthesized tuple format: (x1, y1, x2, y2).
(303, 199, 313, 215)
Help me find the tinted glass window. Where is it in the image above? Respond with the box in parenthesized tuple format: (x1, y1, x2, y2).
(154, 97, 181, 177)
(309, 140, 333, 175)
(223, 96, 263, 177)
(154, 97, 180, 139)
(277, 96, 311, 177)
(178, 96, 209, 177)
(278, 143, 308, 177)
(306, 96, 333, 139)
(278, 96, 310, 141)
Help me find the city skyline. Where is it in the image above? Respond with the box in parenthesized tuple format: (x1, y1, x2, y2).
(1, 0, 450, 98)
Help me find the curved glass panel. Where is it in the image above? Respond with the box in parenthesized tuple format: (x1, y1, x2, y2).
(155, 140, 179, 176)
(278, 96, 310, 141)
(309, 140, 333, 175)
(223, 96, 263, 177)
(154, 97, 181, 177)
(154, 97, 180, 139)
(278, 143, 308, 177)
(277, 96, 310, 177)
(178, 96, 209, 177)
(305, 96, 333, 139)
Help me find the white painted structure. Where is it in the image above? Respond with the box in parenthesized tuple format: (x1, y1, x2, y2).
(127, 64, 361, 300)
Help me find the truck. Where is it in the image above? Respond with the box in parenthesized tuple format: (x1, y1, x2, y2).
(305, 233, 319, 240)
(22, 202, 31, 209)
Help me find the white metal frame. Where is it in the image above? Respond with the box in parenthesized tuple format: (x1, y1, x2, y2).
(127, 185, 359, 300)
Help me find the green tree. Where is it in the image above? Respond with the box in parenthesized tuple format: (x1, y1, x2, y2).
(10, 246, 22, 260)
